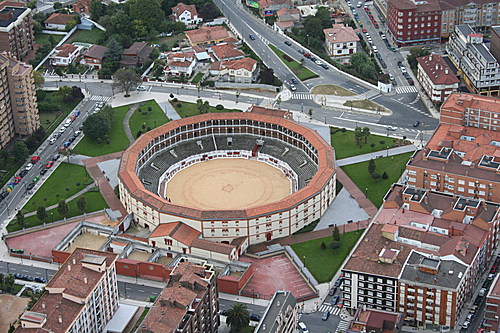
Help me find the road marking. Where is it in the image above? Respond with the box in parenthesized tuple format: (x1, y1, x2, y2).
(22, 269, 29, 272)
(125, 287, 131, 290)
(138, 289, 145, 292)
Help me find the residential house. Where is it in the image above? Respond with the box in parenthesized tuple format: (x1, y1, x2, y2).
(274, 8, 300, 34)
(72, 0, 92, 15)
(171, 2, 202, 26)
(81, 44, 108, 69)
(416, 54, 459, 104)
(323, 24, 359, 57)
(0, 0, 34, 60)
(119, 42, 152, 68)
(210, 57, 258, 83)
(185, 26, 230, 46)
(211, 43, 245, 61)
(254, 291, 297, 333)
(139, 259, 220, 333)
(348, 309, 403, 333)
(15, 249, 119, 333)
(446, 25, 500, 96)
(44, 13, 76, 30)
(50, 43, 82, 66)
(0, 52, 39, 149)
(258, 0, 292, 17)
(164, 51, 197, 77)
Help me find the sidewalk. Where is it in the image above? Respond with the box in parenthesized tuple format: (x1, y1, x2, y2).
(335, 167, 379, 218)
(336, 144, 417, 166)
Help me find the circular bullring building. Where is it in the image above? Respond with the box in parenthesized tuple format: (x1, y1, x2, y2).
(118, 111, 336, 245)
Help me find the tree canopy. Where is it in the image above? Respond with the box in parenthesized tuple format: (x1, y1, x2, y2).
(226, 303, 250, 332)
(113, 69, 141, 97)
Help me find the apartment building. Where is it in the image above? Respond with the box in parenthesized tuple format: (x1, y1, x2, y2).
(446, 24, 500, 96)
(0, 52, 39, 149)
(416, 54, 459, 104)
(140, 258, 219, 333)
(0, 0, 34, 60)
(342, 185, 498, 329)
(255, 290, 297, 333)
(386, 0, 442, 47)
(439, 92, 500, 129)
(16, 249, 119, 333)
(484, 274, 500, 332)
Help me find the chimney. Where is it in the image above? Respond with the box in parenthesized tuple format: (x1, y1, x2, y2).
(68, 264, 71, 271)
(72, 258, 76, 265)
(42, 302, 45, 309)
(84, 275, 88, 284)
(445, 68, 449, 75)
(58, 315, 62, 324)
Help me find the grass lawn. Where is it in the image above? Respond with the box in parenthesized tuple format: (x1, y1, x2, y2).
(75, 105, 130, 156)
(34, 33, 63, 46)
(129, 100, 169, 139)
(311, 85, 355, 96)
(268, 45, 318, 81)
(344, 99, 386, 112)
(67, 29, 105, 44)
(23, 163, 93, 213)
(154, 33, 184, 48)
(291, 230, 364, 283)
(38, 112, 60, 130)
(191, 72, 204, 84)
(342, 152, 413, 207)
(8, 191, 108, 232)
(330, 127, 407, 159)
(172, 101, 240, 118)
(37, 90, 82, 135)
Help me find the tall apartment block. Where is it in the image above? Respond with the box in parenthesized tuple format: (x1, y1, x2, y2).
(16, 248, 119, 333)
(0, 51, 39, 149)
(485, 274, 500, 332)
(255, 290, 297, 333)
(140, 258, 219, 333)
(0, 0, 34, 60)
(406, 93, 500, 203)
(446, 25, 500, 96)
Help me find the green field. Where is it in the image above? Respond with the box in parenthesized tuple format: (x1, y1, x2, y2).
(331, 127, 407, 159)
(129, 100, 169, 139)
(75, 105, 130, 156)
(67, 29, 105, 44)
(172, 101, 240, 118)
(191, 73, 204, 84)
(341, 152, 413, 207)
(23, 163, 93, 212)
(34, 33, 63, 46)
(8, 191, 108, 232)
(268, 45, 318, 81)
(37, 90, 83, 135)
(291, 230, 363, 283)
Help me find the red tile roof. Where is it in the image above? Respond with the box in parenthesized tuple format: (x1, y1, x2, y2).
(54, 44, 78, 58)
(149, 222, 200, 246)
(211, 57, 257, 72)
(44, 13, 75, 25)
(171, 2, 198, 19)
(83, 44, 107, 60)
(323, 24, 359, 44)
(211, 43, 245, 60)
(417, 54, 459, 85)
(441, 93, 500, 115)
(185, 26, 230, 44)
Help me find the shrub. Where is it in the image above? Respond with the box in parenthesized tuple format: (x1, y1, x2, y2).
(382, 171, 388, 179)
(148, 106, 152, 111)
(147, 127, 151, 131)
(76, 182, 80, 187)
(66, 187, 70, 191)
(176, 103, 182, 108)
(341, 128, 346, 132)
(137, 131, 143, 137)
(215, 104, 224, 110)
(370, 143, 376, 148)
(106, 139, 110, 145)
(371, 173, 381, 179)
(173, 98, 178, 102)
(330, 241, 340, 249)
(137, 108, 142, 113)
(283, 54, 293, 62)
(321, 242, 326, 250)
(379, 140, 385, 144)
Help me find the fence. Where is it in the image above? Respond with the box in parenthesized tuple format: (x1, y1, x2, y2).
(35, 25, 78, 71)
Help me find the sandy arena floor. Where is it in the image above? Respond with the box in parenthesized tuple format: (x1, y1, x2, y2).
(166, 159, 291, 210)
(0, 295, 29, 332)
(127, 251, 151, 261)
(66, 233, 108, 253)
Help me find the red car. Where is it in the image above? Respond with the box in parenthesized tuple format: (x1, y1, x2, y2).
(45, 161, 54, 169)
(31, 156, 40, 164)
(373, 23, 379, 28)
(14, 176, 22, 184)
(362, 28, 367, 33)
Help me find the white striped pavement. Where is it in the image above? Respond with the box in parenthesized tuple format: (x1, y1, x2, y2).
(395, 85, 418, 94)
(90, 95, 112, 102)
(291, 93, 314, 100)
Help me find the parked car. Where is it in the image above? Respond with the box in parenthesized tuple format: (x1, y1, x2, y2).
(397, 61, 403, 67)
(31, 156, 40, 164)
(372, 45, 378, 53)
(298, 49, 305, 54)
(334, 277, 343, 287)
(413, 121, 420, 127)
(52, 154, 60, 161)
(322, 311, 330, 320)
(284, 41, 292, 46)
(27, 183, 35, 190)
(74, 130, 81, 136)
(25, 163, 33, 171)
(466, 313, 474, 321)
(249, 34, 256, 40)
(387, 126, 397, 131)
(40, 168, 47, 176)
(32, 176, 39, 183)
(304, 53, 311, 58)
(45, 161, 54, 169)
(19, 170, 28, 177)
(400, 66, 407, 73)
(488, 273, 495, 280)
(321, 63, 329, 69)
(14, 273, 23, 279)
(49, 138, 57, 145)
(59, 127, 66, 134)
(328, 287, 337, 295)
(337, 299, 344, 308)
(298, 322, 309, 333)
(462, 321, 470, 329)
(23, 275, 34, 281)
(14, 176, 21, 185)
(220, 309, 229, 316)
(331, 295, 340, 305)
(250, 313, 262, 321)
(136, 85, 147, 91)
(63, 142, 71, 148)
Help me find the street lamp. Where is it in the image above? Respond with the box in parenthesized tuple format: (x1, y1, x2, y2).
(50, 212, 53, 223)
(365, 187, 368, 198)
(303, 255, 306, 266)
(387, 145, 389, 157)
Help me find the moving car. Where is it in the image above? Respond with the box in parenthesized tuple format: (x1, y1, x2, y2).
(249, 34, 256, 40)
(31, 156, 40, 164)
(45, 161, 54, 169)
(25, 163, 33, 171)
(387, 126, 397, 131)
(291, 78, 298, 84)
(290, 84, 297, 91)
(413, 121, 420, 127)
(331, 295, 340, 305)
(298, 322, 309, 333)
(284, 41, 292, 46)
(322, 311, 330, 320)
(136, 85, 147, 91)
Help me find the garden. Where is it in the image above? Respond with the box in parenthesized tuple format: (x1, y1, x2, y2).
(268, 45, 318, 81)
(129, 100, 170, 139)
(171, 99, 240, 118)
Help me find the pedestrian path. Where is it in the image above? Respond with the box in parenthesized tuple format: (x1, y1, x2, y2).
(291, 93, 313, 100)
(337, 319, 350, 331)
(336, 144, 417, 167)
(317, 303, 343, 315)
(89, 95, 112, 102)
(395, 86, 418, 94)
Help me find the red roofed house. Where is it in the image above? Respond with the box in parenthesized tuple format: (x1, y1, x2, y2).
(72, 0, 92, 15)
(323, 24, 359, 57)
(185, 26, 230, 46)
(44, 13, 76, 30)
(258, 0, 292, 17)
(274, 8, 300, 34)
(349, 308, 403, 333)
(50, 43, 83, 66)
(417, 54, 459, 104)
(119, 42, 152, 68)
(171, 2, 202, 26)
(164, 51, 197, 76)
(210, 43, 245, 61)
(210, 57, 258, 83)
(81, 44, 108, 69)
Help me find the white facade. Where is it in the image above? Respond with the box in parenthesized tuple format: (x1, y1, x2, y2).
(50, 45, 82, 66)
(326, 40, 357, 56)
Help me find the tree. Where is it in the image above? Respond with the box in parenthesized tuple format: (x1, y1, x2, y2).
(33, 70, 45, 88)
(332, 225, 340, 242)
(321, 242, 326, 250)
(226, 303, 250, 333)
(99, 37, 123, 76)
(382, 171, 388, 179)
(27, 1, 36, 9)
(53, 2, 62, 9)
(36, 206, 47, 222)
(128, 0, 163, 37)
(57, 200, 69, 219)
(407, 47, 430, 70)
(354, 126, 363, 146)
(303, 17, 323, 40)
(82, 113, 111, 140)
(368, 158, 376, 175)
(77, 196, 87, 215)
(0, 273, 4, 285)
(258, 68, 276, 85)
(113, 69, 141, 97)
(16, 210, 25, 229)
(199, 2, 220, 20)
(362, 126, 371, 143)
(12, 141, 29, 162)
(330, 241, 340, 249)
(90, 0, 106, 21)
(4, 274, 15, 292)
(60, 148, 77, 162)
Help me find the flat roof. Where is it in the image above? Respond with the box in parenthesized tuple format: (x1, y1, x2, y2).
(0, 7, 26, 27)
(255, 290, 296, 332)
(102, 304, 139, 333)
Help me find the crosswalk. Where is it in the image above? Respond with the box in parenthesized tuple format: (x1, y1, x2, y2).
(89, 95, 112, 102)
(394, 85, 418, 94)
(317, 303, 343, 315)
(291, 93, 313, 100)
(337, 320, 350, 332)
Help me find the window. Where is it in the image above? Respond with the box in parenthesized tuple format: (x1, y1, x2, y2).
(458, 180, 465, 185)
(469, 181, 475, 187)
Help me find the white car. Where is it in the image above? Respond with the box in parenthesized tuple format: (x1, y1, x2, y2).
(298, 322, 309, 333)
(59, 127, 66, 134)
(372, 45, 378, 53)
(49, 138, 57, 145)
(290, 84, 297, 91)
(25, 163, 33, 171)
(74, 130, 81, 136)
(64, 122, 71, 128)
(389, 74, 395, 81)
(400, 66, 407, 73)
(137, 85, 147, 91)
(387, 126, 397, 131)
(357, 1, 362, 7)
(352, 9, 357, 15)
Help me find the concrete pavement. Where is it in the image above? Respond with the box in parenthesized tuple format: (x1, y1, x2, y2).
(336, 144, 417, 166)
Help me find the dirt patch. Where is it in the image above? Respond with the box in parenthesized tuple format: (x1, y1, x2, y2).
(157, 256, 174, 266)
(343, 99, 386, 112)
(66, 233, 108, 253)
(0, 294, 29, 331)
(127, 251, 151, 261)
(311, 84, 356, 96)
